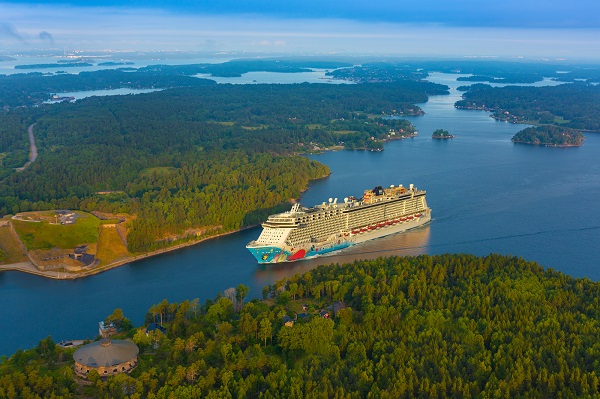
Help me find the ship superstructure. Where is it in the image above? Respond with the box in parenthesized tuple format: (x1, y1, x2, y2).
(246, 184, 431, 263)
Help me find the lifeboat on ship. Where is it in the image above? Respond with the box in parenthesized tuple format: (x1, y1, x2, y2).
(368, 225, 376, 230)
(378, 222, 385, 228)
(386, 221, 392, 226)
(360, 227, 367, 232)
(400, 217, 407, 222)
(352, 230, 359, 235)
(415, 213, 422, 218)
(407, 215, 414, 220)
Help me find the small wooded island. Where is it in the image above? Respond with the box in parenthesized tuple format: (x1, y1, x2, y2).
(511, 125, 585, 147)
(431, 128, 454, 139)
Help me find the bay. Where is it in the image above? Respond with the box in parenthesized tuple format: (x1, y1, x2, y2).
(2, 73, 599, 357)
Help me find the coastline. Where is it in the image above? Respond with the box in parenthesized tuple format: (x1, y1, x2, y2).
(511, 140, 583, 147)
(0, 169, 332, 281)
(0, 225, 258, 280)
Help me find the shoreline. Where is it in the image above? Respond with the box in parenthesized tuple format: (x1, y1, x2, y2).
(0, 167, 332, 281)
(0, 225, 258, 280)
(511, 140, 583, 148)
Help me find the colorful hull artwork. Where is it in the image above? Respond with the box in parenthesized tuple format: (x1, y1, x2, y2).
(247, 242, 353, 264)
(246, 184, 431, 264)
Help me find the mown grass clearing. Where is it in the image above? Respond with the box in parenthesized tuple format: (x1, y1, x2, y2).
(0, 222, 28, 264)
(12, 212, 100, 250)
(241, 125, 264, 130)
(96, 225, 130, 265)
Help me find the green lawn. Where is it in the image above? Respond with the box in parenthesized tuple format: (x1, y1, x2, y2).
(12, 212, 101, 250)
(0, 223, 28, 264)
(96, 225, 130, 265)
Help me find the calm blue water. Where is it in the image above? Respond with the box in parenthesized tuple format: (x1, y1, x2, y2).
(2, 73, 599, 356)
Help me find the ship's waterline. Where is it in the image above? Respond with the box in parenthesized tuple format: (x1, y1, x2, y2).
(247, 184, 431, 263)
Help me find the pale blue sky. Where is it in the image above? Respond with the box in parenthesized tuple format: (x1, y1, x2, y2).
(1, 1, 599, 58)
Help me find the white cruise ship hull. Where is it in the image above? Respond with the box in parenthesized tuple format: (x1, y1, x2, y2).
(247, 209, 431, 264)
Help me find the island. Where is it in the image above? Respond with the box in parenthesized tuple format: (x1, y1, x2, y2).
(14, 62, 93, 69)
(511, 125, 585, 147)
(0, 79, 449, 278)
(455, 83, 600, 130)
(3, 254, 600, 398)
(431, 128, 454, 139)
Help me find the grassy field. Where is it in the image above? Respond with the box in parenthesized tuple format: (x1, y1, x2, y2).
(0, 223, 28, 264)
(139, 166, 177, 178)
(12, 212, 101, 250)
(96, 225, 130, 265)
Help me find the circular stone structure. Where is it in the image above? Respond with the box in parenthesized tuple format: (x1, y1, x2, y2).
(73, 338, 139, 378)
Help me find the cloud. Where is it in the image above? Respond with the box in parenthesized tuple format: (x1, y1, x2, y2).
(0, 3, 599, 58)
(0, 22, 26, 41)
(39, 31, 54, 43)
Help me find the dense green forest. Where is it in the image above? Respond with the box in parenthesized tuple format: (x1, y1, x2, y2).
(511, 125, 584, 146)
(327, 60, 600, 84)
(0, 69, 216, 108)
(455, 83, 600, 130)
(0, 59, 354, 108)
(139, 59, 353, 77)
(0, 82, 443, 251)
(3, 253, 600, 398)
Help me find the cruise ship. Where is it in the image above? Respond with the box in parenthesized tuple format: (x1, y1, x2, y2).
(246, 184, 431, 263)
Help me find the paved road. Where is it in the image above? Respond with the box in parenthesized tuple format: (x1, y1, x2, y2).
(15, 123, 37, 172)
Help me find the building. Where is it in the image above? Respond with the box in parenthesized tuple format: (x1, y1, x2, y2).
(98, 321, 117, 337)
(73, 338, 139, 378)
(282, 315, 294, 327)
(145, 323, 166, 335)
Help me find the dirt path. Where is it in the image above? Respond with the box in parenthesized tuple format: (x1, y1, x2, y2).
(16, 123, 37, 172)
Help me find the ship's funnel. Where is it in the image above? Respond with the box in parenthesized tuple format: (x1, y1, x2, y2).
(409, 184, 414, 190)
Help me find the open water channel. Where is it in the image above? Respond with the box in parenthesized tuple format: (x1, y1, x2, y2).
(2, 73, 600, 356)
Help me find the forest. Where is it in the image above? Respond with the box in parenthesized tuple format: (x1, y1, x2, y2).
(455, 83, 600, 130)
(0, 59, 355, 108)
(511, 126, 585, 147)
(3, 253, 600, 398)
(0, 82, 443, 251)
(327, 60, 600, 84)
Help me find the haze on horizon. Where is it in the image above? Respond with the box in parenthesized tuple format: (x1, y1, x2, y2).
(1, 0, 599, 60)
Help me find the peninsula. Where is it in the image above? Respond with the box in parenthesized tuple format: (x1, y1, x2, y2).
(3, 254, 600, 398)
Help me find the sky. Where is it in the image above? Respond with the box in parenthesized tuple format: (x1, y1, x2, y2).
(1, 0, 599, 59)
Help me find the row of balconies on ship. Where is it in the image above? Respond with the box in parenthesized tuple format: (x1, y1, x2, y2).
(286, 204, 426, 245)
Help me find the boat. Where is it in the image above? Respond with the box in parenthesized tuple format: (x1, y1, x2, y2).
(246, 183, 431, 264)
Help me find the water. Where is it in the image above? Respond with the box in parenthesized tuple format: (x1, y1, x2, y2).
(194, 69, 352, 84)
(0, 55, 233, 76)
(44, 88, 163, 102)
(2, 73, 599, 356)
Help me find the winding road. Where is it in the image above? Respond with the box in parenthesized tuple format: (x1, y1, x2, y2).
(15, 123, 37, 172)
